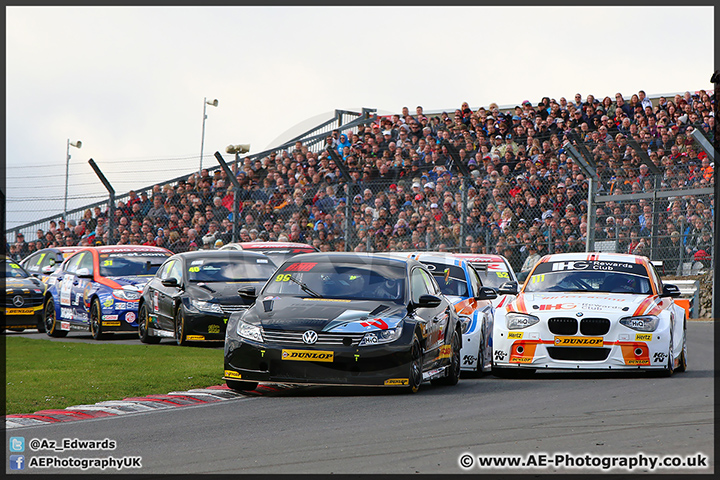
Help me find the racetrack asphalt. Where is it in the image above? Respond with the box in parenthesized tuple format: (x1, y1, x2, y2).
(4, 322, 714, 475)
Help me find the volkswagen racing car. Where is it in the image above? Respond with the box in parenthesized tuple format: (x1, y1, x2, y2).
(138, 250, 277, 345)
(492, 253, 687, 376)
(224, 252, 462, 393)
(44, 246, 172, 339)
(405, 253, 497, 375)
(4, 257, 48, 332)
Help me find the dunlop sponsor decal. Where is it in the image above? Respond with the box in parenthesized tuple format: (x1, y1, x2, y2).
(6, 308, 35, 315)
(554, 336, 604, 347)
(224, 370, 242, 379)
(186, 335, 206, 340)
(507, 332, 524, 339)
(626, 358, 650, 365)
(102, 321, 121, 326)
(384, 378, 409, 386)
(510, 356, 533, 363)
(439, 344, 452, 359)
(302, 298, 351, 302)
(281, 349, 334, 362)
(635, 333, 653, 341)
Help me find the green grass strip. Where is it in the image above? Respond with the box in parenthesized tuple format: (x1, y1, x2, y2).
(5, 337, 224, 415)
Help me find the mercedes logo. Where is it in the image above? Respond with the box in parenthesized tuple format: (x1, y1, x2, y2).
(13, 295, 24, 307)
(302, 330, 318, 345)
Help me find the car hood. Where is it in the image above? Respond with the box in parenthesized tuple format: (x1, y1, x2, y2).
(187, 281, 267, 304)
(109, 275, 155, 291)
(508, 292, 662, 317)
(246, 296, 407, 332)
(6, 277, 46, 293)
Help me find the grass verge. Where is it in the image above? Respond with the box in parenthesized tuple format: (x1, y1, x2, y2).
(5, 337, 224, 415)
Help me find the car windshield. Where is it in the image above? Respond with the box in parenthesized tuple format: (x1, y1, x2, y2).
(187, 259, 276, 282)
(99, 253, 170, 277)
(419, 262, 469, 297)
(262, 260, 406, 301)
(523, 260, 652, 294)
(473, 266, 512, 289)
(5, 261, 29, 278)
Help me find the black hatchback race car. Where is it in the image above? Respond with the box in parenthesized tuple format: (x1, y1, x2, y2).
(223, 252, 463, 393)
(137, 250, 277, 345)
(3, 257, 49, 332)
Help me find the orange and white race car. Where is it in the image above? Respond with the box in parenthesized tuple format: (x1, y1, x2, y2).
(492, 252, 687, 377)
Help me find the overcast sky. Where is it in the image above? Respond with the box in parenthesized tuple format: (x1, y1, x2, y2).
(5, 5, 715, 232)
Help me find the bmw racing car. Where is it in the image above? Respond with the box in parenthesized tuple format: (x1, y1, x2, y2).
(20, 246, 84, 283)
(219, 241, 318, 266)
(44, 246, 172, 339)
(3, 258, 49, 332)
(454, 254, 520, 305)
(405, 253, 497, 376)
(138, 250, 277, 345)
(224, 252, 463, 393)
(492, 252, 687, 376)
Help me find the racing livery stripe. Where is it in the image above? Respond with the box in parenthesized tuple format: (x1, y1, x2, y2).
(633, 295, 659, 317)
(95, 277, 122, 289)
(514, 295, 528, 314)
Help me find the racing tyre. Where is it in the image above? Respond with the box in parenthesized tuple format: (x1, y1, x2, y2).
(37, 314, 46, 333)
(138, 304, 161, 344)
(405, 333, 423, 393)
(226, 379, 258, 392)
(45, 299, 67, 338)
(174, 307, 189, 346)
(89, 298, 106, 340)
(675, 327, 687, 373)
(432, 329, 461, 386)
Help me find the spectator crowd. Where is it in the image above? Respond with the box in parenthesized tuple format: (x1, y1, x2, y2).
(9, 89, 715, 275)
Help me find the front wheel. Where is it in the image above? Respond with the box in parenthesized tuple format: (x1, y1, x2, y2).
(174, 307, 189, 346)
(405, 333, 423, 393)
(138, 304, 161, 344)
(89, 298, 105, 340)
(432, 329, 461, 386)
(45, 299, 67, 338)
(226, 379, 258, 392)
(675, 327, 687, 373)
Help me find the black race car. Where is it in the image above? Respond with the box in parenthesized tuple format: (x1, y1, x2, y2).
(138, 250, 277, 345)
(223, 252, 463, 393)
(3, 257, 48, 332)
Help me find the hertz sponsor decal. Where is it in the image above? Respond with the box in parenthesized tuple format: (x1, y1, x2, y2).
(281, 349, 334, 362)
(224, 370, 242, 379)
(102, 321, 121, 326)
(635, 333, 653, 341)
(439, 344, 452, 359)
(507, 332, 524, 339)
(384, 378, 409, 386)
(554, 336, 604, 347)
(186, 335, 206, 340)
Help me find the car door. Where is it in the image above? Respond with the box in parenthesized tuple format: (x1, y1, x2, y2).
(156, 259, 184, 331)
(57, 253, 83, 322)
(410, 267, 447, 368)
(73, 251, 96, 324)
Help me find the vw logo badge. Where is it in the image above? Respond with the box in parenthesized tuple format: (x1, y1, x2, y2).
(302, 330, 318, 345)
(13, 295, 24, 307)
(576, 312, 583, 317)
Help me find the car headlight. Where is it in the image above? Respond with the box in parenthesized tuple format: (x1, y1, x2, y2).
(190, 299, 224, 314)
(358, 322, 403, 346)
(619, 315, 659, 332)
(460, 315, 472, 334)
(113, 289, 140, 301)
(236, 320, 264, 343)
(506, 312, 540, 330)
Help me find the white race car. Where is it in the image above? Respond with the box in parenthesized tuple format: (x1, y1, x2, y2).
(492, 252, 687, 376)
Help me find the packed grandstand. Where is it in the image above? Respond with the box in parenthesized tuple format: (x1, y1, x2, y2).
(8, 90, 715, 275)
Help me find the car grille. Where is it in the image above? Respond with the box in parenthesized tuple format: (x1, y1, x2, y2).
(580, 318, 611, 336)
(547, 317, 578, 335)
(221, 305, 250, 315)
(546, 347, 611, 361)
(263, 329, 366, 347)
(5, 292, 44, 308)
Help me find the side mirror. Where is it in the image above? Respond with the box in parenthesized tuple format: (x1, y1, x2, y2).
(497, 281, 519, 296)
(410, 294, 442, 311)
(41, 265, 56, 274)
(662, 283, 681, 298)
(475, 286, 498, 301)
(161, 277, 179, 288)
(238, 286, 257, 298)
(76, 268, 93, 279)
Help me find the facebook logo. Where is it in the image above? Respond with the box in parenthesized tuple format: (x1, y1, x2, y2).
(9, 436, 25, 452)
(10, 455, 25, 470)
